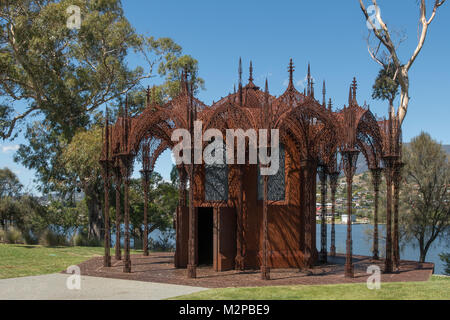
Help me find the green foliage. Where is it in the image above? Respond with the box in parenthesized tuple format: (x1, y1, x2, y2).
(5, 227, 22, 244)
(401, 132, 450, 262)
(149, 230, 175, 252)
(372, 64, 400, 104)
(39, 229, 68, 247)
(440, 253, 450, 276)
(0, 0, 142, 139)
(0, 168, 23, 198)
(62, 126, 102, 183)
(127, 173, 178, 243)
(71, 230, 102, 247)
(5, 0, 203, 202)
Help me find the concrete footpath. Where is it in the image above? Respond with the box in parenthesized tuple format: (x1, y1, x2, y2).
(0, 273, 207, 300)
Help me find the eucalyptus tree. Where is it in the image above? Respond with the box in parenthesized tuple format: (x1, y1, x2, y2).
(1, 0, 202, 239)
(359, 0, 446, 124)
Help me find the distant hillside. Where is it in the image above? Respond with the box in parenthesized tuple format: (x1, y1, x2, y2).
(355, 144, 450, 174)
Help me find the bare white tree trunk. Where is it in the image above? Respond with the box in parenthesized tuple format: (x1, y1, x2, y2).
(359, 0, 446, 125)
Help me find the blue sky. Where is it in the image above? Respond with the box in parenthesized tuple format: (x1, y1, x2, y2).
(1, 0, 449, 194)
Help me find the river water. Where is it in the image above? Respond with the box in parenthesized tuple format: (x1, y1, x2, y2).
(320, 224, 448, 275)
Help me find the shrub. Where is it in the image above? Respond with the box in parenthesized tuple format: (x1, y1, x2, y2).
(39, 229, 67, 247)
(5, 227, 23, 244)
(440, 253, 450, 276)
(21, 229, 39, 245)
(149, 231, 175, 252)
(71, 231, 101, 247)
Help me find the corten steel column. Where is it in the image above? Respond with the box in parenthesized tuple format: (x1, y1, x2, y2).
(300, 159, 316, 267)
(392, 161, 404, 270)
(382, 155, 396, 274)
(187, 76, 197, 279)
(103, 174, 111, 267)
(318, 165, 328, 264)
(261, 169, 270, 280)
(370, 167, 382, 260)
(175, 167, 187, 268)
(328, 172, 339, 257)
(261, 78, 270, 280)
(114, 175, 122, 261)
(120, 155, 132, 273)
(100, 168, 112, 268)
(187, 161, 196, 278)
(100, 115, 111, 268)
(235, 166, 245, 271)
(141, 169, 151, 256)
(342, 150, 359, 278)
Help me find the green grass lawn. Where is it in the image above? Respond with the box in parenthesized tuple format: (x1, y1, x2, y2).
(171, 276, 450, 300)
(0, 244, 140, 279)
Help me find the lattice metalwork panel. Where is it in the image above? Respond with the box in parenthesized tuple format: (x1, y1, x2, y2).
(205, 164, 229, 201)
(257, 144, 286, 201)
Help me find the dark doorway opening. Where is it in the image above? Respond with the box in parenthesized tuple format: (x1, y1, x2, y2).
(197, 207, 214, 265)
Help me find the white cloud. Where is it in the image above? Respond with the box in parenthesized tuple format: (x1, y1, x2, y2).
(1, 145, 20, 153)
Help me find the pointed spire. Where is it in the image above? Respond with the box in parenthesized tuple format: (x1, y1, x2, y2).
(307, 63, 311, 96)
(322, 80, 326, 107)
(288, 58, 295, 89)
(180, 69, 188, 95)
(352, 77, 358, 104)
(150, 85, 157, 105)
(118, 100, 123, 118)
(105, 106, 110, 159)
(311, 78, 315, 99)
(238, 57, 243, 106)
(249, 60, 254, 82)
(348, 85, 353, 106)
(238, 57, 243, 84)
(264, 78, 270, 126)
(185, 69, 189, 95)
(265, 78, 269, 96)
(328, 98, 332, 112)
(146, 86, 151, 106)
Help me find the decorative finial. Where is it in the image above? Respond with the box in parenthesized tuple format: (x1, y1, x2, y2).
(238, 57, 243, 106)
(348, 85, 352, 106)
(322, 80, 326, 107)
(238, 57, 242, 83)
(288, 58, 295, 88)
(352, 77, 358, 103)
(180, 69, 186, 94)
(307, 63, 311, 96)
(249, 60, 254, 82)
(264, 78, 270, 125)
(146, 86, 151, 106)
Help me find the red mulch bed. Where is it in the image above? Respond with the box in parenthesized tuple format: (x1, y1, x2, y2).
(76, 253, 434, 289)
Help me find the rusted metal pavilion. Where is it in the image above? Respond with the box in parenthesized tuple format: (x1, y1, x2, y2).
(99, 58, 403, 279)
